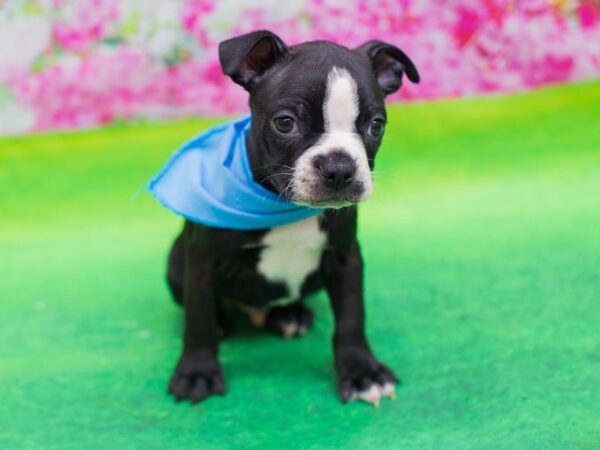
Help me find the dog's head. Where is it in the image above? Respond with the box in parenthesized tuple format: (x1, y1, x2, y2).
(219, 30, 419, 209)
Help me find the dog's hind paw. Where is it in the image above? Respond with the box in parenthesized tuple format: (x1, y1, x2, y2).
(266, 302, 314, 338)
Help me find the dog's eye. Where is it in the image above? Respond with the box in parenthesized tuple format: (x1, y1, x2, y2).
(273, 116, 297, 134)
(368, 119, 385, 138)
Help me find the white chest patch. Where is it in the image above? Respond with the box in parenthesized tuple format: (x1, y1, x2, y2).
(257, 215, 327, 305)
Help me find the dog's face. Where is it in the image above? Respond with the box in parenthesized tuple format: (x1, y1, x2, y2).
(219, 31, 419, 208)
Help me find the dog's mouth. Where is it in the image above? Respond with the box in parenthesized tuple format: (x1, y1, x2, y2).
(267, 170, 371, 209)
(291, 192, 365, 210)
(293, 199, 356, 209)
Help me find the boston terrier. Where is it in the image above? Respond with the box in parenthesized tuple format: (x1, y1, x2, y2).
(160, 30, 419, 406)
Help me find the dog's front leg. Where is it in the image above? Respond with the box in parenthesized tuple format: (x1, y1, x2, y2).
(323, 240, 398, 406)
(168, 229, 225, 403)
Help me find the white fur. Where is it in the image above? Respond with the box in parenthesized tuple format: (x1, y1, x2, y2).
(292, 67, 373, 205)
(350, 382, 396, 407)
(257, 215, 327, 305)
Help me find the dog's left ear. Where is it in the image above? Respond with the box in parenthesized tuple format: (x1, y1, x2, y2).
(355, 40, 420, 96)
(219, 30, 287, 91)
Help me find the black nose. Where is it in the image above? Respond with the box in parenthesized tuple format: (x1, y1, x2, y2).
(313, 152, 356, 190)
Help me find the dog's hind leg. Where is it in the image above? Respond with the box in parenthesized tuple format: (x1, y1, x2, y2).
(265, 301, 314, 338)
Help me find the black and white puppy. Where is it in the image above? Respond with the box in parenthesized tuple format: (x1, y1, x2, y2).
(166, 30, 419, 405)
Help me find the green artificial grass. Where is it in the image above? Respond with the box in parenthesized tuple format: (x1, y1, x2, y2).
(1, 81, 599, 450)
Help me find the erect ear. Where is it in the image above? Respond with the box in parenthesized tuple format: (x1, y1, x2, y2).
(218, 30, 287, 91)
(355, 40, 420, 96)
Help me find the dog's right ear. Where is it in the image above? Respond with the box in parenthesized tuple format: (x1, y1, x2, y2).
(219, 30, 287, 91)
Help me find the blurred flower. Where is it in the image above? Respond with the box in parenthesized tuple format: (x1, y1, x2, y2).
(0, 0, 599, 135)
(0, 10, 51, 79)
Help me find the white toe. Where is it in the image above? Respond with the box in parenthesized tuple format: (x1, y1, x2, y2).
(357, 384, 382, 406)
(379, 382, 396, 399)
(280, 322, 298, 338)
(351, 382, 396, 406)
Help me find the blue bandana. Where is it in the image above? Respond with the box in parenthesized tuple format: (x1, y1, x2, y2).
(148, 115, 322, 230)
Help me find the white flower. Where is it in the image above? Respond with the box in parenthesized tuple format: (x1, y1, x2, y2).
(0, 102, 36, 135)
(203, 0, 304, 40)
(0, 12, 51, 77)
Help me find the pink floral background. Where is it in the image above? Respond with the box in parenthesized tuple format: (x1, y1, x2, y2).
(1, 0, 599, 135)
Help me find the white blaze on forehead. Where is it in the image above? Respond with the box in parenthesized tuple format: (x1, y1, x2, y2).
(324, 67, 359, 133)
(291, 66, 373, 205)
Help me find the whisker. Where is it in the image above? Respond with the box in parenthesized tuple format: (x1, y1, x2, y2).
(257, 163, 295, 171)
(259, 171, 294, 184)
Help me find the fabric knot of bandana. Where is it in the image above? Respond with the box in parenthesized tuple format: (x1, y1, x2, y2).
(148, 115, 323, 230)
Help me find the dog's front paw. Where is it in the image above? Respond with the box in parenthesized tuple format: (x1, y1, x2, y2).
(335, 346, 398, 407)
(168, 351, 225, 403)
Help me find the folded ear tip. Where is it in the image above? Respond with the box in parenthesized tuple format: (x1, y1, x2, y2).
(218, 30, 287, 89)
(218, 38, 237, 75)
(408, 70, 420, 84)
(398, 51, 420, 84)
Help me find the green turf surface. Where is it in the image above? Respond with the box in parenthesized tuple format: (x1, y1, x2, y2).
(1, 81, 599, 449)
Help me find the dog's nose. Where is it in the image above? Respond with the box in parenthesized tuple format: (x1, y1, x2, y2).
(313, 152, 356, 190)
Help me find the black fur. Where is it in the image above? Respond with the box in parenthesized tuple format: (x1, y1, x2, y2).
(165, 30, 419, 404)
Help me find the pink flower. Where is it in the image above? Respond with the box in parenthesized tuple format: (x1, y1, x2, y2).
(577, 1, 600, 28)
(2, 0, 599, 134)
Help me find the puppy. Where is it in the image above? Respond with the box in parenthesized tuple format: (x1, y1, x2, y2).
(160, 30, 419, 405)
